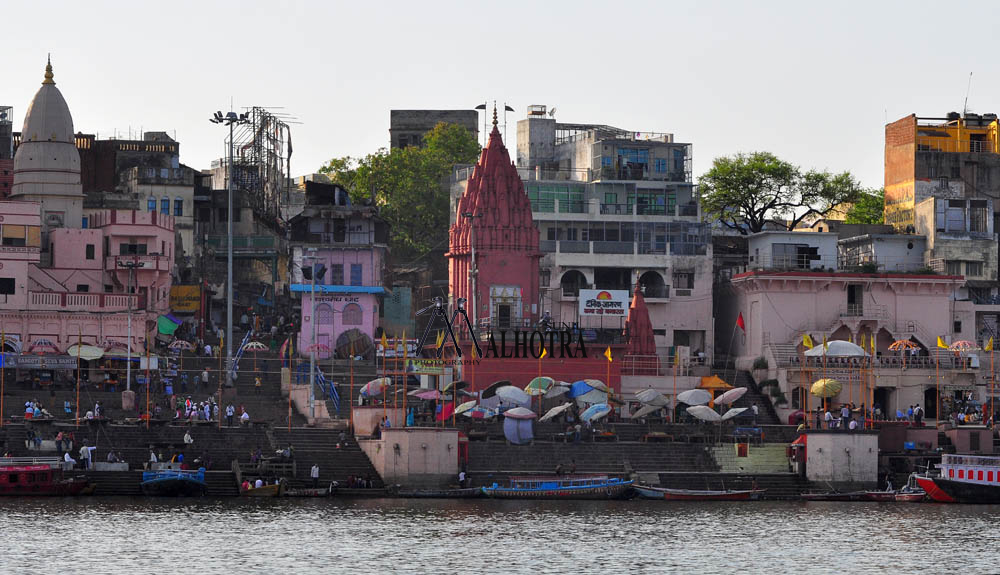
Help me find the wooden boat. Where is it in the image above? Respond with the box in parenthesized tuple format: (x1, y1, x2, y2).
(634, 484, 765, 501)
(913, 474, 955, 503)
(0, 463, 89, 496)
(241, 482, 284, 497)
(482, 475, 633, 500)
(140, 468, 207, 496)
(895, 490, 926, 502)
(801, 491, 868, 502)
(397, 487, 484, 499)
(863, 490, 897, 502)
(285, 487, 328, 497)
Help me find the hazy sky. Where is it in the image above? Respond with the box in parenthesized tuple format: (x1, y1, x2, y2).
(5, 0, 999, 188)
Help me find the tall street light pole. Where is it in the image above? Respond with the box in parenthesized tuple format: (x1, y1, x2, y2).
(303, 248, 319, 420)
(462, 212, 483, 333)
(120, 258, 140, 391)
(210, 110, 249, 381)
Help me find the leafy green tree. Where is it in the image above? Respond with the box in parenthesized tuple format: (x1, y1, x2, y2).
(700, 151, 864, 234)
(844, 188, 885, 224)
(319, 123, 480, 258)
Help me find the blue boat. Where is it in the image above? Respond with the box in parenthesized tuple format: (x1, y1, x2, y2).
(482, 475, 634, 500)
(140, 468, 207, 497)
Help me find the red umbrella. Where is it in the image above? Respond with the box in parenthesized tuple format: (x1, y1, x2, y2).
(28, 338, 60, 355)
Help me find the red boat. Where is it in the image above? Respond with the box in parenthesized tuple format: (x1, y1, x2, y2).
(0, 464, 89, 496)
(863, 490, 897, 502)
(913, 474, 956, 503)
(895, 491, 926, 502)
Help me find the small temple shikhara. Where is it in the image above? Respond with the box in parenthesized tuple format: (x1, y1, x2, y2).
(447, 107, 540, 332)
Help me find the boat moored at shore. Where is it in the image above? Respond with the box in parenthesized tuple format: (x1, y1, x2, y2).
(482, 475, 633, 500)
(634, 484, 766, 501)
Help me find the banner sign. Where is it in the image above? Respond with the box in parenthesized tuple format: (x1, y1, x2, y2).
(578, 289, 629, 317)
(170, 285, 201, 313)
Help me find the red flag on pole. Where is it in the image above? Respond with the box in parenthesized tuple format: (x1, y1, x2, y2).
(736, 312, 746, 332)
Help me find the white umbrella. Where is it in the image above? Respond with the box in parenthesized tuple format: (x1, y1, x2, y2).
(803, 340, 868, 357)
(629, 404, 663, 419)
(504, 407, 537, 420)
(455, 400, 478, 415)
(715, 387, 748, 405)
(66, 344, 104, 361)
(575, 388, 608, 406)
(635, 388, 669, 406)
(686, 405, 722, 422)
(721, 407, 750, 421)
(544, 383, 571, 399)
(582, 379, 609, 392)
(539, 402, 573, 422)
(677, 389, 712, 406)
(496, 385, 531, 405)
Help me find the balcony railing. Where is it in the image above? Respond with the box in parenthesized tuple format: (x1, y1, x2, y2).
(106, 254, 171, 272)
(29, 291, 145, 311)
(839, 304, 888, 319)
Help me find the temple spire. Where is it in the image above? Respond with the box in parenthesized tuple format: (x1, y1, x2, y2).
(43, 54, 54, 85)
(492, 103, 498, 127)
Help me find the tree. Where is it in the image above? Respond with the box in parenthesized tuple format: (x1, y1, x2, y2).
(700, 151, 864, 234)
(844, 188, 885, 224)
(319, 123, 481, 258)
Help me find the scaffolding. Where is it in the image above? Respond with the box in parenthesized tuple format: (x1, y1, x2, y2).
(230, 106, 294, 230)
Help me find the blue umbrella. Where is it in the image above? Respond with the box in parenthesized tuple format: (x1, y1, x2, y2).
(580, 403, 611, 422)
(567, 380, 595, 399)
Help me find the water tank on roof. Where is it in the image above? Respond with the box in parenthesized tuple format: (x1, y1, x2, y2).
(947, 112, 961, 121)
(528, 105, 547, 116)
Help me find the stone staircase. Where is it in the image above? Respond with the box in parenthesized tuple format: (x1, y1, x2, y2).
(725, 370, 781, 425)
(271, 427, 383, 488)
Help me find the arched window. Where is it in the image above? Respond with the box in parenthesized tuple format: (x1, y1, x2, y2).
(342, 303, 363, 325)
(160, 197, 170, 215)
(147, 197, 156, 212)
(174, 197, 184, 216)
(560, 270, 588, 297)
(638, 270, 667, 298)
(316, 303, 334, 325)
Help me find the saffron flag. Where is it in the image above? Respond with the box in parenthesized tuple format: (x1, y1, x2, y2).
(871, 337, 876, 355)
(540, 346, 547, 359)
(937, 336, 949, 349)
(435, 330, 444, 349)
(860, 334, 866, 350)
(803, 334, 814, 349)
(380, 332, 388, 352)
(823, 335, 828, 351)
(987, 337, 994, 352)
(736, 312, 746, 332)
(604, 346, 613, 363)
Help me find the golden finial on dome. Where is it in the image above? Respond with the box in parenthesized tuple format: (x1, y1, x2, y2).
(492, 103, 498, 127)
(42, 54, 55, 85)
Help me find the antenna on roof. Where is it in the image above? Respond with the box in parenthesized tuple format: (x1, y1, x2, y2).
(963, 72, 973, 116)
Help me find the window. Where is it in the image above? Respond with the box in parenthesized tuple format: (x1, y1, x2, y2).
(119, 242, 147, 256)
(198, 208, 211, 222)
(946, 261, 962, 276)
(350, 264, 363, 286)
(174, 198, 184, 216)
(81, 216, 88, 229)
(328, 264, 344, 285)
(0, 278, 14, 294)
(954, 320, 962, 334)
(342, 303, 363, 325)
(147, 197, 156, 212)
(160, 197, 169, 214)
(76, 284, 89, 293)
(316, 303, 334, 325)
(217, 208, 227, 223)
(104, 285, 113, 293)
(601, 156, 613, 168)
(654, 158, 667, 173)
(672, 270, 694, 290)
(1, 225, 26, 247)
(539, 269, 551, 288)
(85, 244, 95, 260)
(966, 261, 984, 277)
(547, 228, 557, 241)
(971, 200, 988, 233)
(565, 228, 577, 241)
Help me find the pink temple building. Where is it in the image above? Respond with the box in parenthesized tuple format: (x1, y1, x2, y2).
(0, 60, 173, 362)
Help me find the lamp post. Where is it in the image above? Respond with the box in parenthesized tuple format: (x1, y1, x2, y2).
(119, 258, 141, 391)
(209, 110, 249, 384)
(461, 212, 483, 333)
(303, 248, 320, 420)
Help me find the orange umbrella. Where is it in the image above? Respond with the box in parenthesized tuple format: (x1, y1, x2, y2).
(888, 340, 919, 351)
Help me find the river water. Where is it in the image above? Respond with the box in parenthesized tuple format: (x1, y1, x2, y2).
(0, 498, 994, 574)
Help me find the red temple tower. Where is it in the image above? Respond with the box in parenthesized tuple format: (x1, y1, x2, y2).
(447, 108, 540, 332)
(623, 279, 660, 375)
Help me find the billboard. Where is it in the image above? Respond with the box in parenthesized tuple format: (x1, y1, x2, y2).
(578, 289, 629, 317)
(170, 285, 201, 313)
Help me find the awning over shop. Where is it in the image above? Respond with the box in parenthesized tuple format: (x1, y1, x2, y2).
(66, 344, 104, 361)
(157, 315, 181, 335)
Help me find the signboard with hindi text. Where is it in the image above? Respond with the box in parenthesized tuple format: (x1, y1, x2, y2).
(169, 285, 201, 313)
(578, 289, 630, 317)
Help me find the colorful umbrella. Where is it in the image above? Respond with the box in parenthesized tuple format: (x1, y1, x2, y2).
(810, 378, 842, 398)
(525, 376, 555, 396)
(888, 340, 919, 351)
(949, 340, 978, 352)
(715, 387, 748, 405)
(168, 340, 195, 351)
(580, 403, 611, 423)
(686, 405, 722, 422)
(539, 402, 573, 422)
(677, 389, 712, 406)
(455, 400, 478, 415)
(721, 407, 750, 421)
(503, 407, 537, 420)
(360, 377, 391, 397)
(582, 379, 609, 392)
(242, 341, 269, 352)
(635, 388, 669, 406)
(462, 406, 498, 419)
(28, 338, 60, 354)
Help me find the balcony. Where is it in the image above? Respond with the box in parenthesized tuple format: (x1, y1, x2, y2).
(542, 240, 708, 257)
(839, 304, 888, 319)
(300, 232, 375, 246)
(106, 254, 171, 273)
(204, 235, 277, 253)
(29, 291, 145, 312)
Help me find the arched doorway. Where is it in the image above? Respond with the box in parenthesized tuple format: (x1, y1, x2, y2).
(560, 270, 588, 297)
(924, 387, 938, 419)
(638, 270, 666, 298)
(336, 329, 373, 360)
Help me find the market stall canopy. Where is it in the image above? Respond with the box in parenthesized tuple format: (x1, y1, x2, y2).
(629, 404, 663, 419)
(810, 378, 842, 398)
(635, 388, 669, 407)
(686, 405, 722, 422)
(677, 389, 712, 406)
(503, 407, 537, 420)
(66, 344, 104, 361)
(715, 387, 748, 405)
(698, 375, 733, 391)
(539, 402, 573, 422)
(803, 340, 868, 357)
(28, 338, 60, 354)
(580, 403, 611, 422)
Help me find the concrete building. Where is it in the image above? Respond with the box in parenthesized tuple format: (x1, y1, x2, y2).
(389, 110, 479, 149)
(748, 231, 839, 271)
(290, 181, 388, 358)
(837, 234, 927, 273)
(124, 165, 195, 263)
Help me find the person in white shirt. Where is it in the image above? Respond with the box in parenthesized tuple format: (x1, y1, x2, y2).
(64, 452, 77, 467)
(79, 443, 96, 470)
(849, 419, 858, 431)
(458, 470, 467, 488)
(240, 411, 250, 426)
(254, 478, 264, 489)
(311, 464, 320, 488)
(184, 431, 194, 445)
(824, 409, 834, 429)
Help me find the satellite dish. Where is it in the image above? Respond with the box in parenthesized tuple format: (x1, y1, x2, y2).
(548, 107, 557, 117)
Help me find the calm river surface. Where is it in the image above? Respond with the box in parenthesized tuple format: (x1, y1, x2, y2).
(0, 497, 995, 574)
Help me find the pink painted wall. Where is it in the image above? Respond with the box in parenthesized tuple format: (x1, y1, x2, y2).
(299, 292, 377, 358)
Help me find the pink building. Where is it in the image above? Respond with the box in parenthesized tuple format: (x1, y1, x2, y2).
(0, 61, 174, 360)
(291, 181, 388, 358)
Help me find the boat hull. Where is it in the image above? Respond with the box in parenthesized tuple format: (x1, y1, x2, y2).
(0, 478, 89, 496)
(895, 491, 926, 502)
(934, 478, 1000, 504)
(140, 478, 207, 497)
(483, 481, 634, 500)
(397, 487, 484, 499)
(913, 475, 955, 503)
(241, 484, 283, 497)
(634, 485, 765, 501)
(863, 491, 896, 502)
(801, 492, 868, 502)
